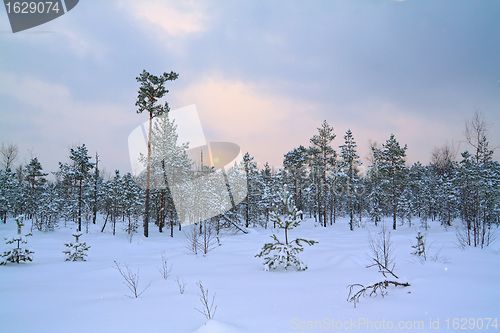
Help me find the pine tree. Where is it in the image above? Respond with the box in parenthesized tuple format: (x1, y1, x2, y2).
(135, 69, 179, 238)
(309, 120, 336, 227)
(0, 167, 19, 224)
(339, 129, 361, 230)
(122, 172, 143, 241)
(411, 231, 426, 261)
(63, 233, 90, 261)
(456, 150, 499, 248)
(147, 113, 192, 236)
(430, 144, 459, 226)
(255, 188, 317, 271)
(24, 157, 48, 220)
(260, 162, 279, 228)
(1, 215, 34, 265)
(398, 185, 414, 226)
(69, 144, 94, 232)
(109, 170, 123, 236)
(376, 134, 408, 230)
(55, 161, 77, 226)
(434, 167, 458, 227)
(366, 144, 384, 225)
(241, 153, 262, 228)
(37, 183, 60, 231)
(91, 152, 101, 225)
(283, 145, 308, 218)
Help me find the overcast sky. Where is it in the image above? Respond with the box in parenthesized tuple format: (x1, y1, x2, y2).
(1, 0, 500, 177)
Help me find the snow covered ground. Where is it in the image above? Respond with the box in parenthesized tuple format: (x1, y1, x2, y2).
(1, 218, 499, 332)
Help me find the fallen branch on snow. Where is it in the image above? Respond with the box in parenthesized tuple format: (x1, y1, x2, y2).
(347, 280, 410, 308)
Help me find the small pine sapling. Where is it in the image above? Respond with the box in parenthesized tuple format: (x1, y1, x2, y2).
(1, 215, 34, 265)
(256, 188, 317, 271)
(411, 231, 427, 261)
(63, 233, 90, 261)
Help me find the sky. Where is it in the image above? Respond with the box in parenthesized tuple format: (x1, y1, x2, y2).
(1, 0, 500, 177)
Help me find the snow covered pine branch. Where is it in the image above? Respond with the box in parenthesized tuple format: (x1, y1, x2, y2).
(256, 188, 317, 271)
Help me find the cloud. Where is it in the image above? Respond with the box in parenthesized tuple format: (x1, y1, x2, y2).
(340, 101, 462, 165)
(0, 72, 138, 173)
(172, 76, 457, 168)
(119, 0, 207, 38)
(174, 76, 320, 168)
(57, 27, 107, 62)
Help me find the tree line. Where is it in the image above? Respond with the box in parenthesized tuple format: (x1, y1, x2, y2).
(1, 110, 498, 248)
(1, 69, 498, 249)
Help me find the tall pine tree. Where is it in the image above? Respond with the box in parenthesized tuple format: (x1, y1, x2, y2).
(375, 134, 408, 230)
(69, 144, 94, 232)
(339, 129, 361, 230)
(135, 70, 179, 237)
(309, 120, 336, 227)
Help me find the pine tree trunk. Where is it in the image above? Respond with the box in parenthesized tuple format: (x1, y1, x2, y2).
(332, 194, 336, 224)
(113, 202, 117, 236)
(144, 112, 153, 238)
(101, 211, 109, 232)
(349, 194, 354, 231)
(285, 225, 289, 245)
(359, 198, 363, 226)
(92, 152, 99, 225)
(78, 179, 82, 232)
(159, 190, 165, 233)
(392, 170, 397, 230)
(170, 213, 174, 237)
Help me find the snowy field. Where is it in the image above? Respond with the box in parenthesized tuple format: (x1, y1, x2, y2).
(1, 218, 499, 333)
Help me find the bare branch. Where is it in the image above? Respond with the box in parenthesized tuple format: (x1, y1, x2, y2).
(0, 142, 18, 169)
(464, 108, 487, 152)
(195, 281, 217, 320)
(114, 261, 150, 298)
(368, 224, 396, 277)
(176, 276, 186, 294)
(367, 257, 399, 279)
(158, 251, 173, 280)
(347, 280, 410, 308)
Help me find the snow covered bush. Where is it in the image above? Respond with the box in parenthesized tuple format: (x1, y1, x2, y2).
(63, 233, 90, 261)
(1, 215, 34, 265)
(256, 188, 317, 271)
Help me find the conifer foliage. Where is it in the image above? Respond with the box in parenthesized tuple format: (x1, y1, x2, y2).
(63, 233, 90, 261)
(411, 232, 426, 261)
(256, 188, 317, 271)
(1, 215, 34, 265)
